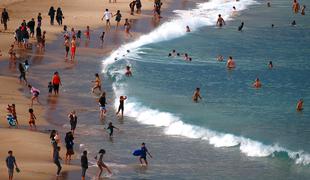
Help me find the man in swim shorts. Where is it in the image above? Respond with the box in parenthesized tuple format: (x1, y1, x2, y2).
(216, 14, 225, 27)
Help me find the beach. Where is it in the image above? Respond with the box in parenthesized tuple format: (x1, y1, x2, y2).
(1, 0, 310, 179)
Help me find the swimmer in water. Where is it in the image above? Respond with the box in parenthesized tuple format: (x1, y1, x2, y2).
(217, 55, 224, 61)
(171, 49, 176, 56)
(238, 22, 244, 31)
(296, 99, 304, 111)
(192, 87, 202, 103)
(184, 53, 190, 61)
(216, 14, 226, 27)
(269, 61, 273, 69)
(186, 26, 191, 32)
(291, 20, 296, 26)
(272, 24, 275, 28)
(226, 56, 236, 69)
(125, 66, 132, 77)
(253, 78, 262, 88)
(267, 2, 271, 7)
(292, 0, 300, 13)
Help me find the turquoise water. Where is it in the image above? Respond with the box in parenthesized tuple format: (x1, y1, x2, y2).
(105, 0, 310, 165)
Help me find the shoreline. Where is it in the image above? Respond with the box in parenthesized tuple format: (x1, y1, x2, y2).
(0, 0, 173, 179)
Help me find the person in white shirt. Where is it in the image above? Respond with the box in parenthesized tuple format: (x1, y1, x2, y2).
(102, 9, 112, 29)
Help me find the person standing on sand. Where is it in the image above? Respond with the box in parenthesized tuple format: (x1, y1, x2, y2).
(139, 142, 152, 166)
(27, 18, 35, 38)
(56, 7, 64, 26)
(71, 36, 77, 61)
(48, 6, 56, 25)
(129, 1, 136, 15)
(102, 9, 113, 29)
(28, 108, 37, 130)
(114, 10, 122, 29)
(64, 36, 70, 60)
(28, 85, 41, 106)
(1, 8, 9, 31)
(81, 151, 88, 180)
(18, 63, 27, 85)
(6, 150, 19, 180)
(36, 25, 42, 46)
(216, 14, 226, 27)
(68, 111, 77, 135)
(98, 92, 107, 119)
(11, 104, 19, 126)
(116, 95, 127, 118)
(192, 87, 202, 103)
(95, 149, 112, 178)
(37, 12, 42, 27)
(65, 132, 74, 163)
(292, 0, 300, 13)
(52, 71, 62, 95)
(124, 18, 133, 37)
(54, 146, 62, 177)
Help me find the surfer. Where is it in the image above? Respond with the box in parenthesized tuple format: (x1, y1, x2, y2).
(253, 78, 262, 88)
(91, 73, 102, 93)
(139, 142, 152, 166)
(192, 87, 202, 103)
(95, 149, 112, 178)
(226, 56, 236, 69)
(116, 96, 127, 118)
(216, 14, 225, 27)
(296, 99, 304, 111)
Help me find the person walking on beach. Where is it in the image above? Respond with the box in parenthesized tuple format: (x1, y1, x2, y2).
(192, 87, 202, 103)
(48, 6, 56, 25)
(292, 0, 300, 13)
(139, 142, 152, 166)
(64, 36, 70, 60)
(28, 85, 40, 106)
(56, 7, 64, 26)
(1, 8, 9, 31)
(114, 10, 122, 29)
(216, 14, 225, 27)
(54, 146, 62, 177)
(6, 150, 19, 180)
(92, 73, 102, 93)
(297, 99, 304, 111)
(102, 9, 112, 29)
(68, 111, 77, 135)
(85, 26, 90, 40)
(27, 18, 35, 38)
(71, 36, 77, 61)
(52, 71, 62, 95)
(18, 63, 27, 85)
(116, 95, 127, 118)
(81, 151, 88, 180)
(28, 108, 37, 130)
(124, 18, 133, 37)
(65, 132, 74, 163)
(129, 1, 136, 15)
(95, 149, 112, 177)
(107, 122, 119, 137)
(99, 92, 107, 119)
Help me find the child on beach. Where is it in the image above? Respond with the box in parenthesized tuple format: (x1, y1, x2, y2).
(65, 131, 74, 163)
(81, 151, 88, 180)
(95, 149, 112, 177)
(6, 150, 19, 180)
(28, 85, 40, 107)
(99, 92, 107, 120)
(28, 108, 37, 130)
(125, 66, 132, 77)
(106, 122, 119, 137)
(92, 73, 102, 93)
(102, 9, 113, 29)
(84, 26, 90, 40)
(216, 14, 225, 27)
(139, 142, 152, 166)
(11, 104, 18, 125)
(48, 82, 53, 94)
(116, 96, 127, 118)
(100, 31, 105, 45)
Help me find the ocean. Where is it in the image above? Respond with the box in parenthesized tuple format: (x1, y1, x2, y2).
(99, 0, 310, 179)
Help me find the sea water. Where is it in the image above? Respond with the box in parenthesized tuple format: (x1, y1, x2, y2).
(101, 0, 310, 178)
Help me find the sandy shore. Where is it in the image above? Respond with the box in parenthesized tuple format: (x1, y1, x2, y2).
(0, 0, 167, 179)
(0, 0, 157, 58)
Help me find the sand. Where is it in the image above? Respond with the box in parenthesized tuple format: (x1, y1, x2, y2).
(0, 0, 165, 179)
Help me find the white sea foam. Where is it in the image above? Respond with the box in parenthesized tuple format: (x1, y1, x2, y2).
(102, 0, 310, 165)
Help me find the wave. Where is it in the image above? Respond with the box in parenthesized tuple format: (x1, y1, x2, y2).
(100, 0, 310, 167)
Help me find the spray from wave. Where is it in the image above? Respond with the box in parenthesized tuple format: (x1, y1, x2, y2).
(102, 0, 310, 165)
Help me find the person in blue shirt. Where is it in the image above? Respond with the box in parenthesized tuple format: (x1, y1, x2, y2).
(139, 142, 152, 166)
(6, 150, 19, 180)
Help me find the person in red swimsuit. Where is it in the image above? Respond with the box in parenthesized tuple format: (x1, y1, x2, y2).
(71, 36, 77, 61)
